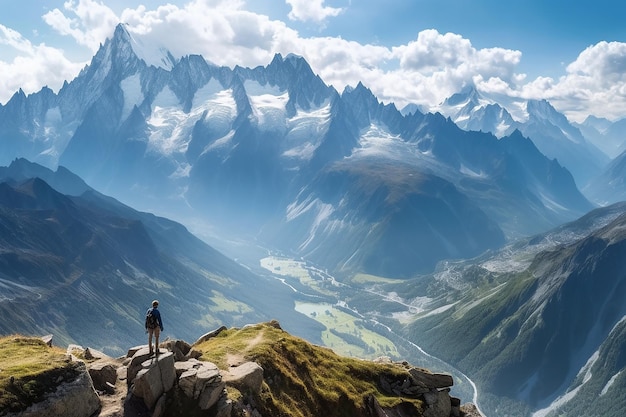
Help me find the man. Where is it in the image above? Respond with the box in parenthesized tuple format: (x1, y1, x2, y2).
(145, 300, 164, 355)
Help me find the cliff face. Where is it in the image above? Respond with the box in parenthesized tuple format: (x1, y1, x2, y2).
(0, 322, 482, 417)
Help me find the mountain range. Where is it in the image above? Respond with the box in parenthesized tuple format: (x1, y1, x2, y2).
(1, 21, 626, 417)
(0, 23, 600, 278)
(429, 85, 610, 188)
(352, 201, 626, 417)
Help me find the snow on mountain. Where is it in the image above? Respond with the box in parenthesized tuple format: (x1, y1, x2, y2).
(354, 123, 408, 160)
(121, 23, 177, 70)
(244, 80, 289, 130)
(282, 101, 332, 162)
(432, 86, 608, 187)
(146, 79, 237, 158)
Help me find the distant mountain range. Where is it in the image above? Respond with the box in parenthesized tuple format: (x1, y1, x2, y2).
(428, 85, 610, 188)
(0, 23, 601, 278)
(574, 115, 626, 159)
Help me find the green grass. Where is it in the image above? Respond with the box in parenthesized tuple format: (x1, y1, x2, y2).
(260, 256, 336, 296)
(295, 302, 399, 359)
(209, 290, 253, 314)
(349, 273, 399, 284)
(195, 322, 423, 417)
(0, 336, 82, 413)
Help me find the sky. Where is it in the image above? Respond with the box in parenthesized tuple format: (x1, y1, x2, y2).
(1, 0, 626, 123)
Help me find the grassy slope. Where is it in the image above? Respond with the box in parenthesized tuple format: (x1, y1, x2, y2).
(1, 323, 436, 417)
(195, 321, 425, 417)
(0, 336, 82, 413)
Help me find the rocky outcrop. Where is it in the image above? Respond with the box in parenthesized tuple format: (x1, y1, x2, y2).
(4, 327, 483, 417)
(176, 358, 225, 410)
(222, 361, 264, 394)
(5, 362, 100, 417)
(120, 344, 230, 416)
(193, 325, 228, 345)
(117, 337, 474, 417)
(88, 362, 117, 394)
(376, 365, 461, 417)
(130, 350, 177, 409)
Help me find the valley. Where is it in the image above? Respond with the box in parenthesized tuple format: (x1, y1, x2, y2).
(257, 254, 482, 413)
(235, 201, 626, 417)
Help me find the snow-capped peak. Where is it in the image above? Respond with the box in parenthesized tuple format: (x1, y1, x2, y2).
(118, 23, 177, 71)
(443, 84, 481, 107)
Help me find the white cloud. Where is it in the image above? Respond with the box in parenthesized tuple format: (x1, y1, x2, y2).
(119, 1, 298, 68)
(567, 41, 626, 85)
(518, 41, 626, 122)
(42, 0, 119, 52)
(285, 0, 344, 23)
(380, 30, 523, 109)
(2, 0, 626, 123)
(0, 24, 84, 104)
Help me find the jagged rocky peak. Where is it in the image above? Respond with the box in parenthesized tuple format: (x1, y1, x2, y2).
(74, 22, 176, 87)
(267, 52, 315, 78)
(525, 98, 565, 122)
(237, 52, 334, 112)
(90, 23, 143, 74)
(443, 84, 481, 107)
(341, 81, 388, 127)
(112, 23, 177, 70)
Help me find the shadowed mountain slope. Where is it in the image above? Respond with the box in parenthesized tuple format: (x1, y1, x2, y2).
(0, 166, 310, 356)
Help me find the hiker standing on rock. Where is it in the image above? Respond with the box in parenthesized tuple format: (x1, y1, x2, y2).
(145, 300, 164, 355)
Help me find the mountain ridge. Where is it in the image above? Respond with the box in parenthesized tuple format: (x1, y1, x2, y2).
(362, 202, 626, 417)
(432, 85, 609, 188)
(0, 323, 484, 417)
(0, 164, 315, 356)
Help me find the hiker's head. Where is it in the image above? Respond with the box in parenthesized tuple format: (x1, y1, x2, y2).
(152, 300, 159, 308)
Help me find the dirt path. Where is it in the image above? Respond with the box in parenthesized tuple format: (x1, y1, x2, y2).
(225, 329, 265, 367)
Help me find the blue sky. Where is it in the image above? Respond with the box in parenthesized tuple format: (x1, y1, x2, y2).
(1, 0, 626, 122)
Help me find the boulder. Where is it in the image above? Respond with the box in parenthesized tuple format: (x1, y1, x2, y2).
(215, 395, 233, 417)
(222, 361, 264, 395)
(127, 347, 166, 384)
(174, 358, 201, 377)
(198, 381, 226, 410)
(131, 352, 176, 410)
(5, 362, 100, 417)
(422, 389, 452, 417)
(460, 403, 484, 417)
(408, 368, 453, 389)
(161, 339, 193, 361)
(88, 362, 118, 392)
(127, 344, 150, 358)
(152, 393, 168, 417)
(193, 326, 227, 345)
(41, 334, 53, 347)
(450, 396, 461, 417)
(67, 344, 109, 361)
(176, 360, 224, 410)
